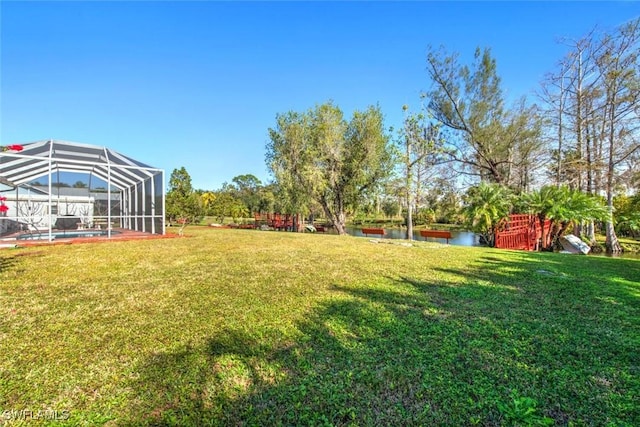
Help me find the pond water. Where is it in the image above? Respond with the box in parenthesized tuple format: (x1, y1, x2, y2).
(330, 226, 480, 246)
(326, 226, 640, 259)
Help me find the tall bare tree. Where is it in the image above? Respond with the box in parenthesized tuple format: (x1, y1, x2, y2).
(398, 105, 445, 239)
(541, 30, 605, 194)
(540, 22, 640, 250)
(540, 56, 574, 187)
(594, 19, 640, 253)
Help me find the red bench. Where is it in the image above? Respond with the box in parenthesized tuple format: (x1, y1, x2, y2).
(362, 228, 385, 237)
(420, 229, 452, 244)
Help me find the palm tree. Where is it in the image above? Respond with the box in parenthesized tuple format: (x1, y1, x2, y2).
(557, 191, 608, 239)
(617, 212, 640, 238)
(522, 186, 607, 250)
(523, 186, 567, 250)
(200, 192, 216, 216)
(462, 182, 512, 247)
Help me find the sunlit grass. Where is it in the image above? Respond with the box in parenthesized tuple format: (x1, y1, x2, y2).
(1, 227, 638, 425)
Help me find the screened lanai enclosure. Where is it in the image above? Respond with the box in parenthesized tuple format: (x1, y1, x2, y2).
(0, 140, 165, 241)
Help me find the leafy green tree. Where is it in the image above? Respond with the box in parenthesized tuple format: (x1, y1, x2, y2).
(435, 187, 462, 224)
(166, 167, 202, 235)
(266, 102, 393, 234)
(231, 174, 261, 191)
(421, 176, 462, 224)
(256, 183, 277, 213)
(462, 182, 512, 247)
(381, 199, 400, 219)
(380, 177, 405, 219)
(414, 207, 436, 225)
(208, 191, 249, 224)
(614, 193, 640, 237)
(230, 174, 263, 214)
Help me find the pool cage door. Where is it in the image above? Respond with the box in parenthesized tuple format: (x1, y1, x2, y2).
(124, 172, 165, 234)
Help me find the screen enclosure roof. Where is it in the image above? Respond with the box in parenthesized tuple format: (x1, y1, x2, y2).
(0, 139, 163, 190)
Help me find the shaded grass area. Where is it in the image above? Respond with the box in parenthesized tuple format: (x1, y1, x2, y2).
(1, 227, 639, 425)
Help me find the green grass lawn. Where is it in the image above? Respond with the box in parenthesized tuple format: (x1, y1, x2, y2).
(1, 228, 638, 426)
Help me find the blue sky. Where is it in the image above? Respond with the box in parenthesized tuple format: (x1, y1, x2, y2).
(2, 1, 638, 191)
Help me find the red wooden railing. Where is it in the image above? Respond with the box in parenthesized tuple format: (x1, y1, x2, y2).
(253, 213, 302, 231)
(494, 214, 551, 251)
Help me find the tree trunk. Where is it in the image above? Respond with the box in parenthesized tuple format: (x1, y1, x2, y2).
(334, 211, 347, 235)
(585, 220, 597, 245)
(605, 217, 622, 253)
(405, 134, 413, 240)
(539, 214, 550, 251)
(486, 229, 495, 248)
(405, 164, 413, 240)
(320, 197, 347, 235)
(605, 80, 623, 254)
(575, 50, 584, 192)
(406, 203, 413, 240)
(605, 180, 622, 253)
(556, 75, 565, 187)
(585, 116, 593, 194)
(574, 222, 583, 239)
(556, 221, 570, 242)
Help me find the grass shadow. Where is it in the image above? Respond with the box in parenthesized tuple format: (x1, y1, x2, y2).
(0, 251, 21, 272)
(126, 253, 639, 426)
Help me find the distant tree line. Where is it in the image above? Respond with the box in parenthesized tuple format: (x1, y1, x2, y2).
(166, 18, 639, 253)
